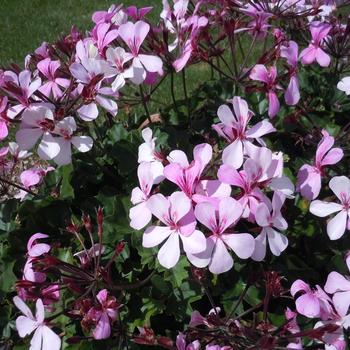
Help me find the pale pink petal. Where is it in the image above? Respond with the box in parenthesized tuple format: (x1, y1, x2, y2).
(16, 128, 43, 151)
(193, 143, 212, 170)
(95, 95, 118, 116)
(268, 91, 280, 118)
(147, 193, 170, 224)
(218, 197, 243, 230)
(130, 202, 152, 230)
(13, 296, 34, 319)
(296, 293, 320, 318)
(309, 200, 342, 217)
(180, 229, 206, 254)
(300, 46, 317, 65)
(187, 236, 214, 268)
(297, 164, 321, 200)
(324, 272, 350, 294)
(329, 176, 350, 201)
(249, 64, 269, 83)
(35, 299, 45, 324)
(327, 210, 347, 240)
(266, 227, 288, 256)
(169, 191, 192, 223)
(93, 312, 110, 339)
(217, 164, 245, 188)
(316, 48, 331, 67)
(255, 203, 270, 227)
(194, 201, 216, 231)
(143, 225, 172, 248)
(53, 138, 71, 166)
(77, 103, 99, 121)
(15, 316, 38, 338)
(290, 279, 312, 297)
(167, 150, 189, 167)
(217, 104, 236, 126)
(285, 75, 300, 106)
(222, 139, 243, 169)
(41, 325, 61, 350)
(221, 233, 255, 259)
(139, 54, 163, 73)
(71, 136, 93, 152)
(251, 230, 267, 261)
(209, 238, 233, 274)
(37, 133, 60, 160)
(0, 121, 8, 140)
(157, 232, 180, 268)
(321, 148, 344, 166)
(333, 291, 350, 317)
(246, 120, 276, 138)
(30, 326, 43, 350)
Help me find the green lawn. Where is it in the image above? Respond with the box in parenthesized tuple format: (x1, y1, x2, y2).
(0, 0, 162, 66)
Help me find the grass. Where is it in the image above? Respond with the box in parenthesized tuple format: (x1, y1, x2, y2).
(0, 0, 162, 66)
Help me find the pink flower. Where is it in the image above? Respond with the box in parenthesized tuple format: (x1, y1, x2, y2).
(213, 96, 275, 168)
(52, 116, 93, 165)
(280, 41, 300, 106)
(310, 176, 350, 240)
(23, 233, 50, 282)
(251, 192, 289, 261)
(299, 21, 331, 67)
(13, 296, 61, 350)
(92, 4, 127, 25)
(188, 198, 255, 274)
(37, 58, 70, 99)
(3, 70, 41, 119)
(118, 21, 163, 84)
(106, 47, 133, 91)
(291, 279, 332, 319)
(164, 143, 212, 198)
(88, 289, 120, 340)
(239, 5, 272, 39)
(70, 57, 118, 120)
(297, 130, 343, 200)
(142, 191, 206, 268)
(130, 162, 163, 230)
(324, 266, 350, 317)
(91, 23, 119, 56)
(249, 65, 282, 118)
(15, 105, 60, 160)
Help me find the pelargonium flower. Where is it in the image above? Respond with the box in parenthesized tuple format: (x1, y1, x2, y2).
(118, 21, 163, 84)
(324, 264, 350, 316)
(137, 127, 164, 183)
(37, 58, 70, 99)
(212, 96, 275, 169)
(13, 296, 61, 350)
(291, 279, 333, 319)
(310, 176, 350, 240)
(87, 289, 120, 340)
(299, 21, 331, 67)
(297, 130, 343, 200)
(187, 197, 255, 274)
(23, 233, 51, 282)
(249, 64, 282, 118)
(129, 162, 163, 230)
(3, 70, 41, 119)
(284, 308, 302, 349)
(15, 105, 60, 161)
(251, 192, 289, 261)
(280, 40, 300, 106)
(52, 116, 93, 165)
(164, 143, 212, 198)
(142, 191, 206, 269)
